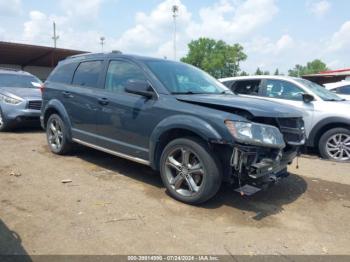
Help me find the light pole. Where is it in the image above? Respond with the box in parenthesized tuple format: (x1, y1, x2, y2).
(172, 5, 179, 60)
(52, 22, 59, 48)
(100, 36, 105, 52)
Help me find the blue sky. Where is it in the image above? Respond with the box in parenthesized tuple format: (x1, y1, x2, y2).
(0, 0, 349, 73)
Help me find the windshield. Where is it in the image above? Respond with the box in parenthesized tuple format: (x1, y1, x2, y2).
(146, 61, 232, 94)
(295, 78, 343, 101)
(0, 74, 42, 88)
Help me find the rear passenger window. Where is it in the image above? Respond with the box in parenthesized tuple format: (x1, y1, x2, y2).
(72, 61, 103, 88)
(48, 62, 77, 84)
(105, 60, 147, 93)
(233, 80, 261, 95)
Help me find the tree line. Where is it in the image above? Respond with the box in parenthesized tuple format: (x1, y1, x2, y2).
(181, 37, 328, 78)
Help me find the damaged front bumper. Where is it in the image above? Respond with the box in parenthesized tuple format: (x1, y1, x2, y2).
(229, 144, 297, 195)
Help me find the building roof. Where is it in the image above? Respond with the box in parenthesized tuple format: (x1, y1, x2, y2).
(302, 68, 350, 84)
(0, 41, 87, 68)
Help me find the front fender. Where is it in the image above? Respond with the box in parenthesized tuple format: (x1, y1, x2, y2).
(42, 99, 72, 139)
(307, 116, 350, 146)
(149, 114, 224, 169)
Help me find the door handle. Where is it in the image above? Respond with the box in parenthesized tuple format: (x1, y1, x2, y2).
(62, 91, 74, 98)
(98, 97, 109, 106)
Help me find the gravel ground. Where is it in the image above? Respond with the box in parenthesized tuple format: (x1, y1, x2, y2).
(1, 128, 350, 255)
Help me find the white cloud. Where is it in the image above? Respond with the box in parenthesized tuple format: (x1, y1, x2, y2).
(308, 0, 331, 17)
(0, 0, 21, 16)
(327, 20, 350, 52)
(59, 0, 105, 18)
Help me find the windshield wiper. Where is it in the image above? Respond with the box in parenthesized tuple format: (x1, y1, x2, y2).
(172, 91, 203, 95)
(324, 98, 345, 101)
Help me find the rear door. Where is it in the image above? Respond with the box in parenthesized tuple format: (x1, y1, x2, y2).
(64, 60, 105, 143)
(94, 59, 159, 160)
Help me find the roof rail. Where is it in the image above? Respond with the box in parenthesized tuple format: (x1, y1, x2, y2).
(0, 67, 20, 72)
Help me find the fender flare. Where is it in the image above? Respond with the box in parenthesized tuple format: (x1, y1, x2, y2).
(42, 99, 72, 140)
(307, 117, 350, 146)
(149, 114, 224, 169)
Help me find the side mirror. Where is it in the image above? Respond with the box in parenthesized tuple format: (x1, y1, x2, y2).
(125, 80, 154, 98)
(302, 93, 314, 103)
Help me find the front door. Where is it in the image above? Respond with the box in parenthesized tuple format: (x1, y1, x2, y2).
(259, 79, 314, 135)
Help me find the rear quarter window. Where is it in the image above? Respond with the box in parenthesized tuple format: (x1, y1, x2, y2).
(48, 62, 77, 84)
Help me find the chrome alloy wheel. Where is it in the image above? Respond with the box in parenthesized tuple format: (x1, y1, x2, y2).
(48, 119, 63, 150)
(326, 133, 350, 161)
(164, 147, 205, 197)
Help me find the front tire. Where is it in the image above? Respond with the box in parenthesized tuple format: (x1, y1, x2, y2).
(160, 137, 222, 204)
(46, 114, 72, 155)
(319, 127, 350, 161)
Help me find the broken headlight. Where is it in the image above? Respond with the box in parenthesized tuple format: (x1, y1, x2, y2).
(225, 120, 286, 149)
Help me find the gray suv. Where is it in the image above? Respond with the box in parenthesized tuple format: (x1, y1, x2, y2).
(0, 68, 42, 131)
(41, 53, 305, 204)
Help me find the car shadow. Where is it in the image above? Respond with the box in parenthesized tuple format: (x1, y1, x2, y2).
(201, 173, 307, 220)
(10, 125, 43, 134)
(0, 219, 32, 261)
(73, 147, 307, 220)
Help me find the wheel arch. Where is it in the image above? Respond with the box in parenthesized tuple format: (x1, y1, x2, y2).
(308, 117, 350, 147)
(149, 115, 225, 170)
(42, 99, 72, 139)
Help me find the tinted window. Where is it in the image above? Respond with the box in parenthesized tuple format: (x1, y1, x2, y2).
(295, 78, 342, 101)
(105, 60, 147, 93)
(72, 61, 103, 88)
(49, 62, 77, 84)
(146, 61, 231, 94)
(262, 80, 304, 101)
(0, 74, 42, 88)
(233, 80, 261, 95)
(338, 86, 350, 95)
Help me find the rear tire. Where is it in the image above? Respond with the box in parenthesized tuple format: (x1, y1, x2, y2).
(46, 114, 72, 155)
(160, 137, 222, 204)
(319, 127, 350, 161)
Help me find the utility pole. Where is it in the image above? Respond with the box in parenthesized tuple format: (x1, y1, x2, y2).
(52, 22, 59, 48)
(172, 5, 179, 60)
(100, 36, 105, 52)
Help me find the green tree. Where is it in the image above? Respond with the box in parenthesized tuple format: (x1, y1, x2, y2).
(239, 71, 249, 76)
(288, 59, 328, 77)
(181, 38, 247, 78)
(274, 69, 280, 75)
(255, 67, 263, 75)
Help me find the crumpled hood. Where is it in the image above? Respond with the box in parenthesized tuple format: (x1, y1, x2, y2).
(0, 87, 41, 100)
(175, 94, 302, 118)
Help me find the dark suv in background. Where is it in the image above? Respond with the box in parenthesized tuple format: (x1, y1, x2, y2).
(41, 53, 305, 204)
(0, 68, 42, 131)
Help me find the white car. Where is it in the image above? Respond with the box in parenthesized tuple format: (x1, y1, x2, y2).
(220, 75, 350, 161)
(324, 81, 350, 100)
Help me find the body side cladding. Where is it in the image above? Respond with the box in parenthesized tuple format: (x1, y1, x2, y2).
(42, 99, 72, 140)
(307, 116, 350, 146)
(148, 115, 229, 170)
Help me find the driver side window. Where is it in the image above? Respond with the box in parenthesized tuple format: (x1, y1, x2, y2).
(262, 80, 304, 101)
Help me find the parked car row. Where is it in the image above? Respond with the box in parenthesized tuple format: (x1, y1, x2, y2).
(0, 54, 349, 204)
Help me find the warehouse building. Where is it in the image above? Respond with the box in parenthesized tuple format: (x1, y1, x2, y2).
(0, 41, 86, 80)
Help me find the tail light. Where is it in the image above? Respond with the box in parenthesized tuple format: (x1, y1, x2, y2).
(40, 83, 45, 94)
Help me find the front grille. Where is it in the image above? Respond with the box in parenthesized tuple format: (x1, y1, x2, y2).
(277, 117, 305, 145)
(252, 117, 305, 146)
(27, 100, 42, 110)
